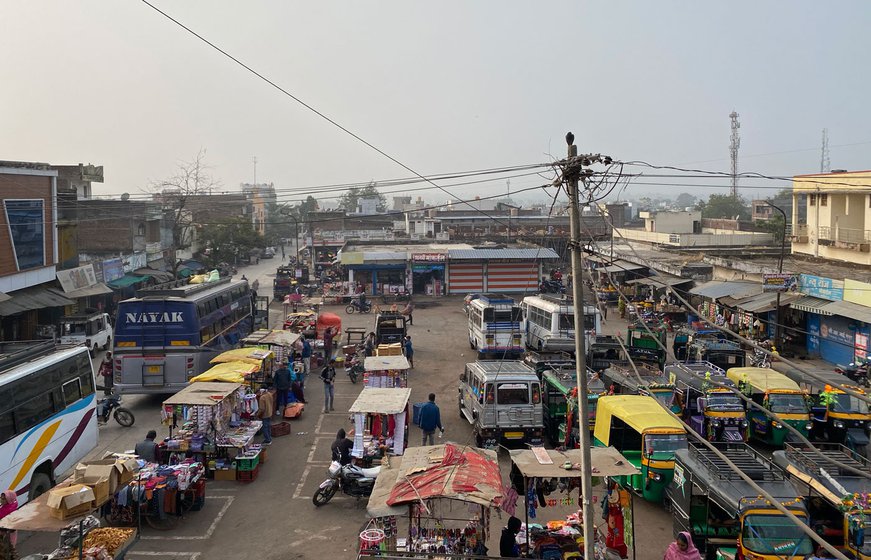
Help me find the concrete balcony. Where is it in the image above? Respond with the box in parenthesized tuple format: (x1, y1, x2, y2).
(818, 226, 871, 250)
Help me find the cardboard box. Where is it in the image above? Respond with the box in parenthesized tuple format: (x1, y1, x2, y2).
(47, 484, 96, 520)
(213, 469, 236, 482)
(82, 476, 110, 506)
(82, 461, 121, 493)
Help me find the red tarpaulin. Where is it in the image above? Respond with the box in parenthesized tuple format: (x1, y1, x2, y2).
(386, 443, 503, 508)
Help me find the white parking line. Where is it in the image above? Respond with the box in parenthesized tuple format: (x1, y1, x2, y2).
(129, 553, 201, 560)
(141, 496, 234, 541)
(305, 436, 333, 464)
(293, 465, 313, 499)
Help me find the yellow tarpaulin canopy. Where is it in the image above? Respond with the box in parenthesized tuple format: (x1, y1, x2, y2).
(190, 361, 259, 383)
(210, 347, 274, 365)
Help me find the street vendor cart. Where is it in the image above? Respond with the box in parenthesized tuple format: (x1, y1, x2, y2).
(363, 443, 503, 557)
(241, 329, 301, 364)
(508, 447, 640, 560)
(161, 382, 265, 482)
(363, 355, 410, 388)
(348, 387, 412, 461)
(206, 347, 276, 389)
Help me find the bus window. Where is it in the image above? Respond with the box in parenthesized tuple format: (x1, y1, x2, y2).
(559, 313, 574, 331)
(15, 394, 56, 432)
(483, 308, 495, 323)
(62, 379, 81, 405)
(0, 412, 14, 444)
(79, 370, 94, 397)
(498, 383, 530, 405)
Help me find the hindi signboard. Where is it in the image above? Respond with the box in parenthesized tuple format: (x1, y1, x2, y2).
(763, 273, 798, 293)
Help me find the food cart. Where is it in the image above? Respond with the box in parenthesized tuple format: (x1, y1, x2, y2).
(363, 355, 410, 388)
(363, 443, 504, 557)
(348, 387, 412, 461)
(161, 382, 264, 482)
(508, 447, 640, 559)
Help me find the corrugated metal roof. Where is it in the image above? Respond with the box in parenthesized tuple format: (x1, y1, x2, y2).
(824, 300, 871, 324)
(789, 295, 836, 315)
(624, 275, 693, 288)
(690, 281, 763, 300)
(447, 248, 559, 260)
(0, 284, 75, 316)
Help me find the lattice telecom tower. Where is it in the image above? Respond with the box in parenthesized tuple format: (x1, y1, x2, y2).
(820, 128, 831, 173)
(729, 111, 740, 197)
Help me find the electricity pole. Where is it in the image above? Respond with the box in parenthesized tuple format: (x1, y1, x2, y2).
(565, 132, 595, 560)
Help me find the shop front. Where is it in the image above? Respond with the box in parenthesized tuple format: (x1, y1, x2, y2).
(446, 248, 559, 295)
(410, 252, 445, 295)
(346, 264, 407, 296)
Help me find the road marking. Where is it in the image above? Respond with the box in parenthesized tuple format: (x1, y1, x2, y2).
(313, 412, 325, 433)
(293, 465, 313, 499)
(141, 496, 233, 541)
(287, 525, 342, 547)
(305, 436, 332, 464)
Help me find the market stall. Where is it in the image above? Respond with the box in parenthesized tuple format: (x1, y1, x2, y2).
(161, 382, 264, 482)
(364, 443, 504, 556)
(241, 329, 301, 364)
(283, 309, 317, 337)
(348, 387, 411, 460)
(363, 355, 410, 388)
(206, 347, 276, 389)
(508, 447, 640, 559)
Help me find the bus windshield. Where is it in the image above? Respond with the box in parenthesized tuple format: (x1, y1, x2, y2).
(643, 433, 687, 458)
(741, 514, 813, 557)
(831, 394, 871, 415)
(559, 313, 595, 331)
(768, 393, 808, 414)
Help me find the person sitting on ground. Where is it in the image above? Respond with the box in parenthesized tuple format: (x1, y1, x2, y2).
(663, 532, 700, 560)
(135, 430, 159, 462)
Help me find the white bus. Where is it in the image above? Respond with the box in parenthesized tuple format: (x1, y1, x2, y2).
(0, 342, 98, 505)
(467, 293, 524, 357)
(521, 295, 601, 352)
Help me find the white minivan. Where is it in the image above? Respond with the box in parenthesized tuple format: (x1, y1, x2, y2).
(60, 311, 112, 355)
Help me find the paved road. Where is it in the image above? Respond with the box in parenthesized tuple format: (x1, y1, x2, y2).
(15, 265, 675, 559)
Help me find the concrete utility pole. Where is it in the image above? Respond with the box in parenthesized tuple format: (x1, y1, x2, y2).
(565, 132, 596, 560)
(729, 111, 740, 197)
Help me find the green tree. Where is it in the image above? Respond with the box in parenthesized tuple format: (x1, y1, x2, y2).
(338, 181, 386, 213)
(675, 192, 697, 208)
(199, 218, 264, 266)
(696, 194, 750, 220)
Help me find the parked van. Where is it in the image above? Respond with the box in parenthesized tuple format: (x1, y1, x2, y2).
(458, 361, 543, 449)
(59, 311, 112, 355)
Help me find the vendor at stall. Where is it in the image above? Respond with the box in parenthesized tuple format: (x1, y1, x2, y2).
(331, 429, 354, 465)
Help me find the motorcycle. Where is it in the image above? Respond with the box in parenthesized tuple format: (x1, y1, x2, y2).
(539, 279, 565, 294)
(312, 461, 381, 506)
(96, 394, 135, 427)
(750, 348, 771, 368)
(345, 299, 372, 314)
(835, 359, 871, 387)
(344, 348, 365, 384)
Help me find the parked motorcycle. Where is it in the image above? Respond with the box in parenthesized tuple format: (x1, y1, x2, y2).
(835, 359, 871, 387)
(750, 348, 771, 368)
(539, 279, 565, 294)
(96, 394, 135, 427)
(312, 461, 381, 506)
(345, 299, 372, 314)
(345, 351, 365, 384)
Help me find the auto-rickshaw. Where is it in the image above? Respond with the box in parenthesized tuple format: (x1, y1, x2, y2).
(540, 366, 605, 446)
(666, 362, 748, 442)
(783, 369, 871, 457)
(726, 367, 811, 447)
(593, 394, 687, 503)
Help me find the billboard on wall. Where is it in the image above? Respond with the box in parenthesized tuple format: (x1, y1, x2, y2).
(844, 278, 871, 308)
(57, 264, 98, 293)
(102, 258, 124, 282)
(799, 274, 844, 300)
(762, 273, 799, 292)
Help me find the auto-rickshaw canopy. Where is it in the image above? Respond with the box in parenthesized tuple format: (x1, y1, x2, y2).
(594, 394, 685, 446)
(726, 367, 801, 394)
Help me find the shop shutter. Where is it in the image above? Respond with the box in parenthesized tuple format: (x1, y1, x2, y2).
(485, 262, 539, 293)
(448, 263, 484, 294)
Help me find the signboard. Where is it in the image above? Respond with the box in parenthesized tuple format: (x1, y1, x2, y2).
(102, 258, 124, 282)
(122, 252, 147, 272)
(411, 253, 446, 263)
(762, 273, 799, 293)
(57, 264, 98, 293)
(799, 274, 844, 301)
(340, 252, 364, 265)
(844, 278, 871, 308)
(855, 332, 869, 361)
(79, 164, 104, 183)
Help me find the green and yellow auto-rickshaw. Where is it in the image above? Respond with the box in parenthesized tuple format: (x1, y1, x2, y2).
(593, 394, 687, 503)
(726, 367, 811, 447)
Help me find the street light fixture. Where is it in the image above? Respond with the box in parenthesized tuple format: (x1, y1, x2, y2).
(765, 200, 787, 349)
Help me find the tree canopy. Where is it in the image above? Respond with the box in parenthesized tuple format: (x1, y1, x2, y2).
(199, 218, 264, 266)
(339, 182, 386, 213)
(696, 194, 750, 220)
(675, 192, 697, 208)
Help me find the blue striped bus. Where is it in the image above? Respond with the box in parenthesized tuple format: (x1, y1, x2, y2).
(467, 293, 524, 357)
(113, 278, 254, 394)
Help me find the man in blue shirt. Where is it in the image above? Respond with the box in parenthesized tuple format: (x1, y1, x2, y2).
(418, 393, 443, 446)
(300, 337, 312, 387)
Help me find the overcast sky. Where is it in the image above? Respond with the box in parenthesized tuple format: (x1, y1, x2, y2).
(3, 1, 871, 206)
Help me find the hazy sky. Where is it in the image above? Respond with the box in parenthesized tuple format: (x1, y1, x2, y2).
(3, 1, 871, 206)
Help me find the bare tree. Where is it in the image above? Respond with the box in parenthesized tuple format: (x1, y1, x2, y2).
(149, 149, 220, 278)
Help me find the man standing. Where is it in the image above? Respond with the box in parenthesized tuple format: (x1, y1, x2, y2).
(257, 387, 274, 445)
(364, 332, 376, 358)
(320, 358, 337, 413)
(323, 327, 335, 361)
(401, 300, 415, 326)
(418, 393, 443, 446)
(135, 430, 159, 462)
(99, 352, 114, 396)
(404, 335, 414, 369)
(300, 337, 312, 385)
(272, 361, 292, 415)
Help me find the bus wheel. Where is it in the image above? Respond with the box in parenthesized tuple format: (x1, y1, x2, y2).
(28, 472, 52, 500)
